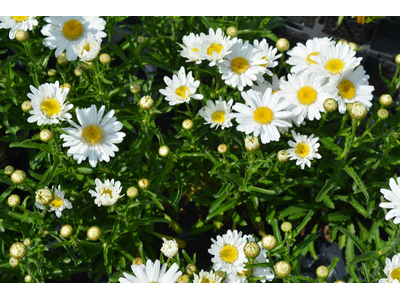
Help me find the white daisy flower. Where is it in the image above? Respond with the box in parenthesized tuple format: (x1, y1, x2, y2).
(280, 72, 333, 124)
(327, 66, 374, 114)
(247, 236, 274, 283)
(380, 177, 400, 224)
(41, 16, 106, 61)
(71, 32, 101, 62)
(193, 270, 222, 283)
(232, 88, 293, 144)
(226, 271, 248, 283)
(198, 97, 234, 130)
(286, 37, 335, 74)
(159, 66, 203, 106)
(208, 229, 248, 274)
(27, 81, 73, 126)
(287, 130, 321, 169)
(160, 238, 179, 258)
(252, 74, 283, 95)
(311, 42, 362, 79)
(0, 16, 38, 39)
(253, 39, 282, 76)
(35, 185, 72, 218)
(217, 39, 267, 91)
(200, 28, 237, 67)
(379, 253, 400, 283)
(178, 33, 204, 64)
(89, 178, 124, 207)
(60, 105, 126, 168)
(119, 259, 182, 283)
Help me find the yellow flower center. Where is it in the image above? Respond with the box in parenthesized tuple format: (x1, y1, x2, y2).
(101, 188, 113, 198)
(50, 197, 64, 209)
(149, 281, 159, 283)
(82, 43, 91, 53)
(231, 57, 249, 75)
(260, 56, 268, 67)
(237, 262, 251, 277)
(220, 245, 239, 263)
(297, 86, 317, 105)
(253, 107, 273, 125)
(391, 268, 400, 281)
(272, 89, 280, 95)
(207, 43, 223, 55)
(12, 16, 29, 22)
(62, 19, 84, 41)
(306, 52, 319, 65)
(325, 58, 345, 75)
(295, 143, 310, 158)
(200, 277, 215, 283)
(212, 111, 226, 123)
(175, 86, 189, 99)
(81, 124, 104, 146)
(41, 98, 61, 117)
(337, 79, 356, 100)
(192, 48, 199, 52)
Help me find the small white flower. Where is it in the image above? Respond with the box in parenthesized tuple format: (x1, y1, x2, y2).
(199, 97, 234, 130)
(178, 33, 204, 64)
(27, 81, 73, 126)
(379, 253, 400, 283)
(89, 178, 124, 207)
(244, 135, 260, 152)
(0, 16, 38, 39)
(253, 39, 282, 76)
(193, 270, 222, 283)
(119, 259, 182, 283)
(71, 32, 101, 62)
(226, 272, 248, 283)
(60, 105, 126, 168)
(159, 66, 203, 106)
(380, 177, 400, 224)
(287, 130, 321, 169)
(200, 28, 237, 67)
(160, 238, 179, 258)
(252, 74, 283, 95)
(35, 185, 72, 218)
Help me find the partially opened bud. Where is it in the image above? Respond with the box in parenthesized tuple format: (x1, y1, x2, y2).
(138, 178, 150, 189)
(186, 264, 197, 275)
(61, 83, 71, 91)
(324, 98, 338, 112)
(337, 39, 347, 45)
(35, 188, 53, 206)
(277, 150, 288, 163)
(245, 135, 260, 152)
(349, 102, 368, 120)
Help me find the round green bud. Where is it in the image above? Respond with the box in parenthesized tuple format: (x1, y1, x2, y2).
(21, 100, 32, 112)
(11, 170, 26, 184)
(138, 178, 150, 190)
(177, 274, 190, 283)
(276, 150, 288, 163)
(324, 98, 338, 112)
(74, 67, 83, 77)
(23, 238, 31, 247)
(9, 257, 19, 268)
(8, 194, 20, 207)
(47, 69, 57, 77)
(276, 38, 290, 52)
(10, 242, 27, 259)
(281, 221, 293, 233)
(132, 257, 144, 265)
(261, 234, 277, 250)
(186, 264, 197, 275)
(274, 261, 291, 278)
(15, 30, 29, 42)
(226, 26, 238, 37)
(39, 129, 52, 142)
(126, 186, 139, 198)
(4, 165, 14, 175)
(57, 52, 69, 66)
(24, 274, 33, 283)
(377, 108, 389, 119)
(379, 94, 393, 107)
(139, 96, 154, 110)
(217, 144, 228, 154)
(137, 36, 146, 44)
(182, 119, 193, 130)
(60, 224, 73, 238)
(395, 54, 400, 65)
(130, 83, 141, 94)
(347, 42, 358, 51)
(158, 145, 170, 157)
(244, 241, 261, 258)
(87, 226, 101, 241)
(349, 102, 368, 120)
(99, 53, 111, 65)
(316, 265, 329, 279)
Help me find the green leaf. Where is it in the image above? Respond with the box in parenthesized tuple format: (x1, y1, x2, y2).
(293, 211, 314, 237)
(331, 224, 366, 253)
(344, 166, 370, 203)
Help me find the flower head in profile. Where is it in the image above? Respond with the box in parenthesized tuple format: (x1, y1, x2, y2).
(89, 178, 124, 207)
(200, 28, 237, 67)
(60, 105, 126, 168)
(287, 130, 321, 169)
(27, 81, 73, 126)
(379, 253, 400, 283)
(193, 270, 222, 283)
(178, 33, 204, 64)
(119, 259, 182, 283)
(72, 32, 102, 62)
(199, 97, 234, 130)
(0, 16, 38, 39)
(380, 177, 400, 224)
(159, 66, 203, 106)
(35, 185, 72, 218)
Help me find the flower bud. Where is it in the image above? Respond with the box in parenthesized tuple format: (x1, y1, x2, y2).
(276, 38, 290, 52)
(21, 100, 32, 112)
(138, 178, 150, 189)
(334, 280, 346, 283)
(379, 94, 393, 107)
(139, 96, 154, 110)
(395, 54, 400, 65)
(226, 26, 238, 38)
(377, 108, 389, 119)
(337, 39, 347, 45)
(8, 194, 20, 207)
(132, 257, 144, 265)
(158, 145, 170, 157)
(324, 98, 338, 112)
(276, 150, 288, 163)
(87, 226, 101, 241)
(245, 135, 260, 152)
(15, 30, 29, 42)
(57, 52, 69, 66)
(130, 83, 141, 94)
(25, 275, 33, 283)
(137, 36, 146, 44)
(186, 264, 197, 275)
(126, 186, 139, 198)
(9, 257, 19, 268)
(99, 53, 111, 65)
(347, 42, 358, 51)
(261, 235, 277, 250)
(281, 221, 292, 233)
(11, 170, 26, 184)
(244, 241, 261, 258)
(74, 67, 83, 77)
(10, 242, 27, 259)
(316, 265, 329, 279)
(392, 132, 399, 140)
(177, 274, 190, 283)
(39, 129, 52, 142)
(182, 119, 193, 130)
(161, 238, 179, 258)
(60, 224, 73, 238)
(47, 69, 57, 77)
(217, 144, 228, 154)
(215, 270, 226, 280)
(61, 83, 71, 91)
(274, 261, 291, 278)
(81, 61, 93, 70)
(349, 102, 368, 120)
(4, 165, 14, 175)
(23, 238, 31, 247)
(35, 188, 53, 206)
